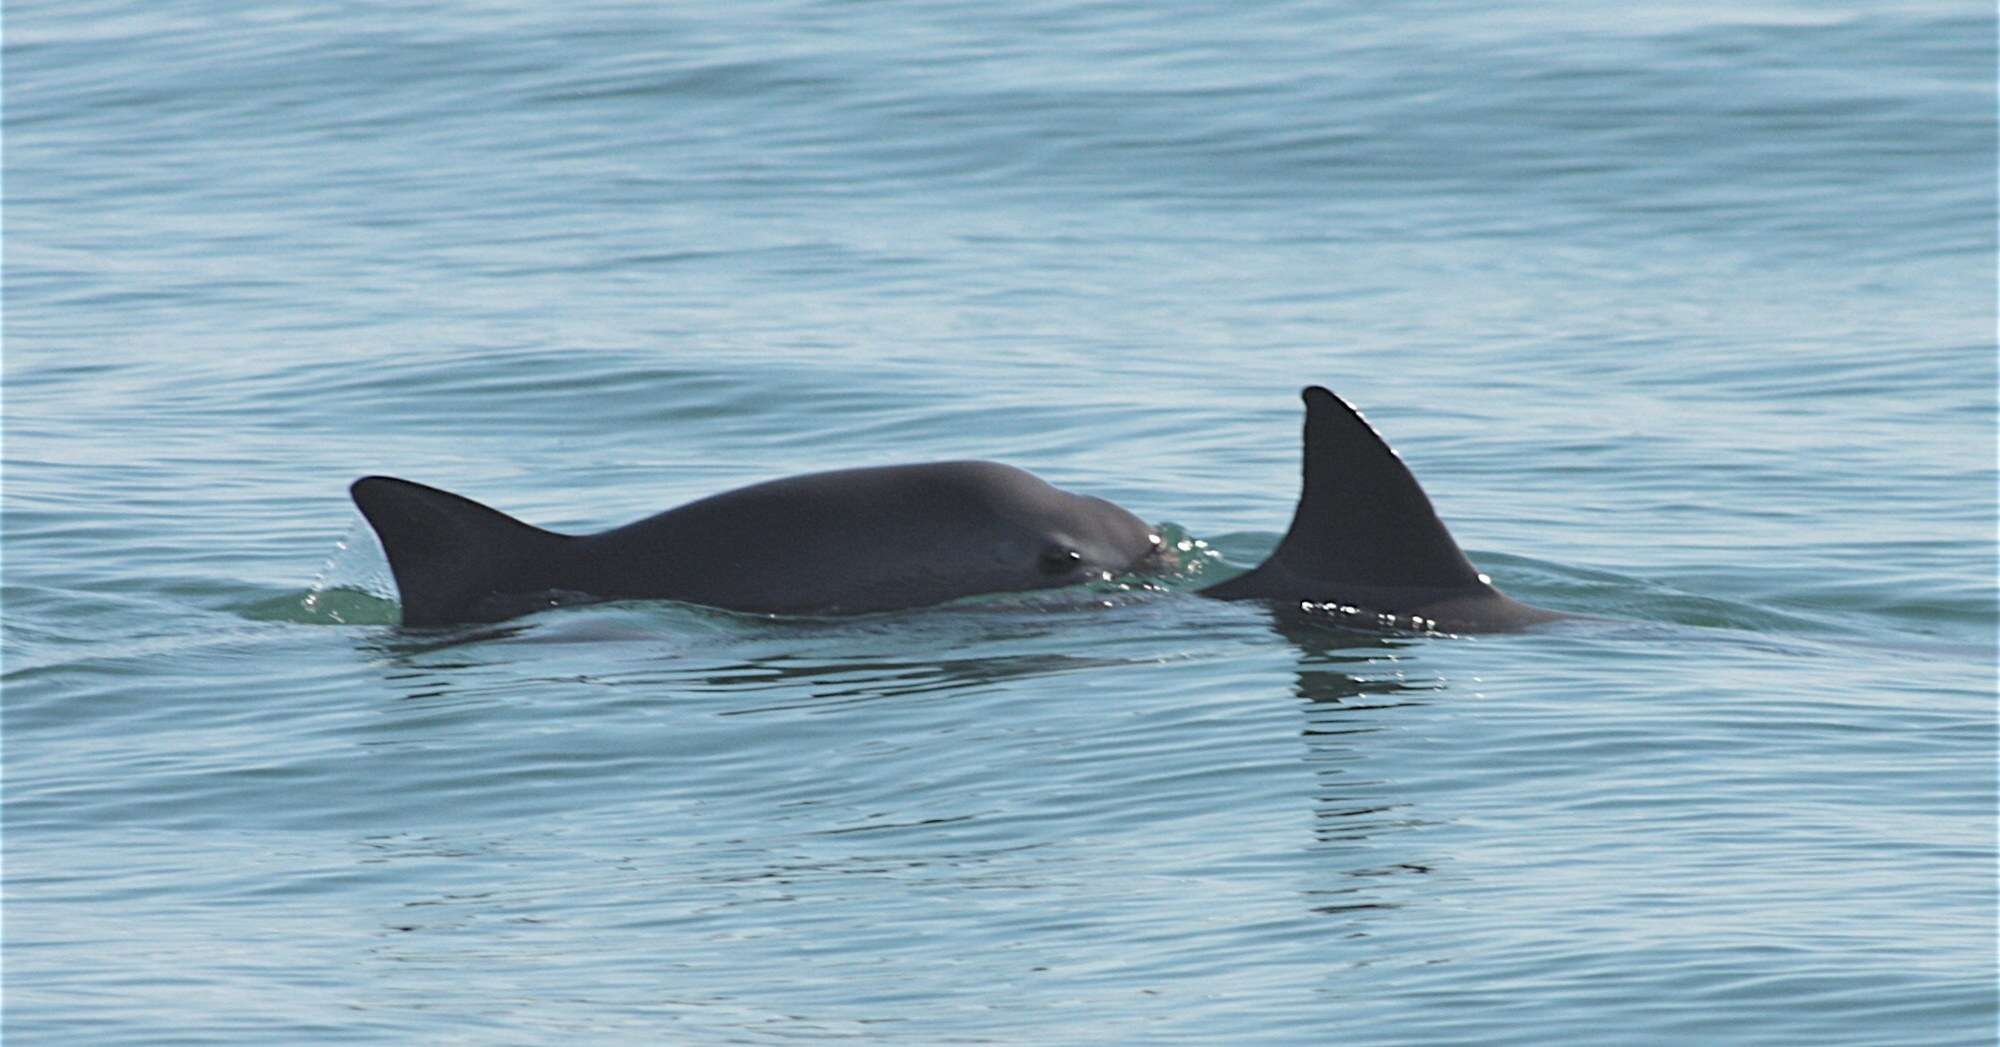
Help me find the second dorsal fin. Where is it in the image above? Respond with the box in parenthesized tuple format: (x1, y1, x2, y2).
(350, 476, 570, 627)
(1200, 386, 1488, 602)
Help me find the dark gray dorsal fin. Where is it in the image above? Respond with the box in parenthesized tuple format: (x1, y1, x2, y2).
(350, 476, 566, 627)
(1200, 387, 1486, 600)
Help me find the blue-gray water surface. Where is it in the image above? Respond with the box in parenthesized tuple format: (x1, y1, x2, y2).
(6, 2, 1995, 1044)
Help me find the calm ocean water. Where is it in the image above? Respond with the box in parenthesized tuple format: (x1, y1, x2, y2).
(6, 1, 1994, 1044)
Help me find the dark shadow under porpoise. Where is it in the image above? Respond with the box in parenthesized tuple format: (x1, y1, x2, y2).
(351, 386, 1565, 632)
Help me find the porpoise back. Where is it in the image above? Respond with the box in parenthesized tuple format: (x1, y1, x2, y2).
(351, 461, 1163, 626)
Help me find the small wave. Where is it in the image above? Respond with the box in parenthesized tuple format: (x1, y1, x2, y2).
(239, 587, 400, 626)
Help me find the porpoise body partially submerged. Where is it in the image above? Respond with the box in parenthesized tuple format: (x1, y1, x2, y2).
(351, 386, 1563, 632)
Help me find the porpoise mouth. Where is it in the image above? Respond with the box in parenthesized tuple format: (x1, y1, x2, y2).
(1131, 531, 1181, 575)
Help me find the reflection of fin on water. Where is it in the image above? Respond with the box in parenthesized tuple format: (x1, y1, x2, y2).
(1199, 387, 1565, 633)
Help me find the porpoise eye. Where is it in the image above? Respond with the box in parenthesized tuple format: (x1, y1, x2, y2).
(1039, 545, 1083, 575)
